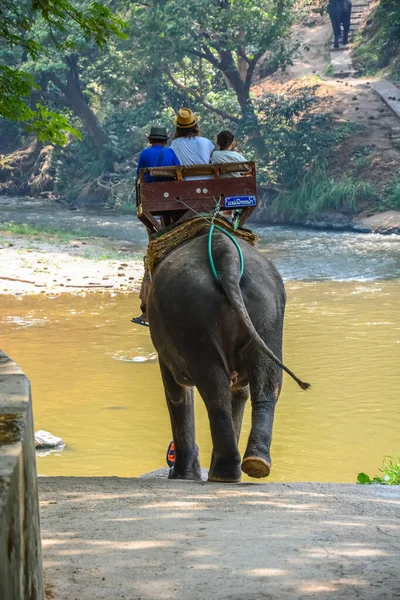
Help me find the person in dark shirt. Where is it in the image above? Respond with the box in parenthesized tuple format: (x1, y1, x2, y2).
(133, 126, 180, 327)
(136, 125, 180, 182)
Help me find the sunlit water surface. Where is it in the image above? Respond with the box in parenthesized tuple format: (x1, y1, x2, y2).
(1, 227, 399, 482)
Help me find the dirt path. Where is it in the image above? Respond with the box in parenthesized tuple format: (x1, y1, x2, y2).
(40, 478, 400, 600)
(253, 12, 400, 190)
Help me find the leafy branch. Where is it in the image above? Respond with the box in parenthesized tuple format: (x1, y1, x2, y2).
(168, 72, 240, 123)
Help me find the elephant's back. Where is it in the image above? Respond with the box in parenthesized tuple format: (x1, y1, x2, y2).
(154, 230, 278, 281)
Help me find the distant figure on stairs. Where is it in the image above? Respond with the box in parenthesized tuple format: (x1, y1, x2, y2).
(327, 0, 352, 48)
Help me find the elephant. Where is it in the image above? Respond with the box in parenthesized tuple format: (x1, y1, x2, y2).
(327, 0, 352, 48)
(148, 229, 309, 483)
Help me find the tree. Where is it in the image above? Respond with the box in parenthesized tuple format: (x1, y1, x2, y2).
(0, 0, 126, 144)
(131, 0, 296, 155)
(34, 53, 109, 154)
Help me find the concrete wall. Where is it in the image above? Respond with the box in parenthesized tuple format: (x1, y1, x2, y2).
(0, 350, 44, 600)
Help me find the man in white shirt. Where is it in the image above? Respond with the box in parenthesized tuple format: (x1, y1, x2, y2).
(171, 108, 214, 179)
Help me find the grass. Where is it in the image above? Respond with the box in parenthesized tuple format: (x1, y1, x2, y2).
(323, 63, 334, 78)
(381, 180, 400, 210)
(357, 456, 400, 485)
(0, 222, 92, 239)
(81, 249, 133, 261)
(351, 0, 400, 82)
(269, 170, 380, 222)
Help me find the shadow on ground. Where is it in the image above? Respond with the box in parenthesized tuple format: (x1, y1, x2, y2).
(39, 478, 400, 600)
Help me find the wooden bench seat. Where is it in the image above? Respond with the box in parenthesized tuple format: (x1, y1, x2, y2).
(136, 162, 257, 233)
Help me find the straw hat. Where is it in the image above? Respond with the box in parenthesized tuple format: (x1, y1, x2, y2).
(148, 125, 168, 141)
(174, 108, 198, 128)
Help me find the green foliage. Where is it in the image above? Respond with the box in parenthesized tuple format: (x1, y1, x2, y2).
(131, 0, 296, 125)
(295, 0, 326, 17)
(0, 66, 79, 144)
(377, 179, 400, 211)
(238, 86, 360, 188)
(352, 0, 400, 80)
(132, 0, 295, 64)
(0, 0, 126, 142)
(357, 457, 400, 485)
(2, 0, 126, 54)
(53, 134, 104, 202)
(0, 221, 92, 238)
(323, 64, 334, 77)
(269, 169, 379, 221)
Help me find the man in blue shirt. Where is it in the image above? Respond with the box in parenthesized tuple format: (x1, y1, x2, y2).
(136, 126, 180, 182)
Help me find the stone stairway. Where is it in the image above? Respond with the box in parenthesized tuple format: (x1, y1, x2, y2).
(330, 0, 374, 77)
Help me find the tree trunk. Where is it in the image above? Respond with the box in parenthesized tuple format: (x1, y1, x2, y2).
(218, 52, 267, 158)
(68, 94, 109, 155)
(47, 54, 109, 156)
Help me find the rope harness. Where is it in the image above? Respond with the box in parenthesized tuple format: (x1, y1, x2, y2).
(208, 202, 244, 281)
(177, 197, 245, 282)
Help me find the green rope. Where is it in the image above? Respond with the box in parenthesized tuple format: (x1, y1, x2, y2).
(208, 223, 244, 281)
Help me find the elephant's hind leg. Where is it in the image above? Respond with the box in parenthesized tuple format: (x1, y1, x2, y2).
(232, 385, 249, 444)
(242, 358, 282, 479)
(342, 14, 350, 45)
(159, 360, 201, 481)
(196, 374, 242, 483)
(329, 14, 341, 48)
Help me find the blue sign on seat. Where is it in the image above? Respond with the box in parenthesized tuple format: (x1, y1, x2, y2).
(224, 195, 257, 208)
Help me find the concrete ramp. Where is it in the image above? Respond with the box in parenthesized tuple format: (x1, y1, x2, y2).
(371, 80, 400, 121)
(39, 478, 400, 600)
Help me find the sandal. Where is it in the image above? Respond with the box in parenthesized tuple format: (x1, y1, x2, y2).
(131, 316, 149, 328)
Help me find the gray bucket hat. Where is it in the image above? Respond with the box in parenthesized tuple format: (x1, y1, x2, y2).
(148, 125, 168, 141)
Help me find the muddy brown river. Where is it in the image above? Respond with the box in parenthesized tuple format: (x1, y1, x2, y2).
(1, 227, 399, 482)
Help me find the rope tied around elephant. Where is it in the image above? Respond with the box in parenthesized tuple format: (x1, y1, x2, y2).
(206, 200, 245, 282)
(146, 213, 258, 276)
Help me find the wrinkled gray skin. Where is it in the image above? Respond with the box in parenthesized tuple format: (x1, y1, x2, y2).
(148, 231, 288, 483)
(328, 0, 352, 48)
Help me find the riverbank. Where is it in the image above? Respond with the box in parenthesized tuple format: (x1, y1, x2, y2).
(300, 209, 400, 235)
(0, 197, 146, 295)
(40, 477, 400, 600)
(0, 231, 143, 296)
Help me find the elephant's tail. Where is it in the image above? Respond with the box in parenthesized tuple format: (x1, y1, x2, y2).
(219, 272, 310, 391)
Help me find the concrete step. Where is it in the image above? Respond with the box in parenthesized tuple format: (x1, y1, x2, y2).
(330, 46, 354, 76)
(371, 80, 400, 121)
(333, 71, 356, 78)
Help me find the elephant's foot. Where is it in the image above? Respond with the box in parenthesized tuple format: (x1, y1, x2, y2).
(168, 466, 202, 481)
(208, 461, 241, 483)
(241, 456, 271, 479)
